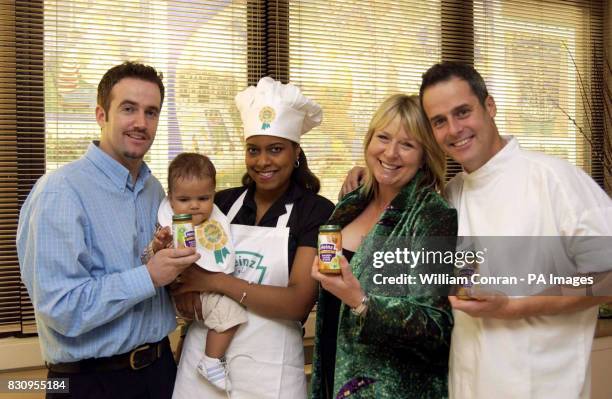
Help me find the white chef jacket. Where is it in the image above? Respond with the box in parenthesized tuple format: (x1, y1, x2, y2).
(446, 136, 612, 399)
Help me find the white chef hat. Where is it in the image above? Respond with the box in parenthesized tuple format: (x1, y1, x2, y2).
(235, 77, 322, 144)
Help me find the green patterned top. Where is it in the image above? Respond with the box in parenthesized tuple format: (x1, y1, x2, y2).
(310, 172, 458, 399)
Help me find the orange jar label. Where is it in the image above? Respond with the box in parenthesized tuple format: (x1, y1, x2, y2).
(318, 230, 342, 274)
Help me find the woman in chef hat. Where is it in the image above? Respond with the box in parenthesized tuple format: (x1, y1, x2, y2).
(172, 77, 335, 399)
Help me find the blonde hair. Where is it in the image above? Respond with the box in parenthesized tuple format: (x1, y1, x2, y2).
(361, 94, 445, 199)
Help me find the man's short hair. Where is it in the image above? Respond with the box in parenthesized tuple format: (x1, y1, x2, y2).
(97, 61, 165, 116)
(419, 61, 489, 106)
(168, 153, 217, 193)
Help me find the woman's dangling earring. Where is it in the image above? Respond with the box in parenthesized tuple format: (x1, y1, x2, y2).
(294, 158, 300, 168)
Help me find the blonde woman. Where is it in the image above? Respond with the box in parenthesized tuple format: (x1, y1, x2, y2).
(311, 94, 457, 398)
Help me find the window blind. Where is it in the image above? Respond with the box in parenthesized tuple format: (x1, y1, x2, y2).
(44, 0, 252, 191)
(474, 0, 606, 186)
(0, 0, 607, 337)
(287, 0, 605, 190)
(288, 0, 442, 199)
(0, 0, 19, 335)
(1, 0, 44, 336)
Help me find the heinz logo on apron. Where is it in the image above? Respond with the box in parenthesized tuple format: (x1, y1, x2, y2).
(173, 192, 306, 399)
(234, 251, 268, 284)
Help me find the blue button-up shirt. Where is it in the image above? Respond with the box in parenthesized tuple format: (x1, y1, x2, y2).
(17, 142, 176, 363)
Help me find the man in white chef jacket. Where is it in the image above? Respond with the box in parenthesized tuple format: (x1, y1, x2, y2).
(419, 61, 612, 399)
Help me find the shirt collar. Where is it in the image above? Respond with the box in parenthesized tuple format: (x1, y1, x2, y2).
(85, 141, 152, 192)
(242, 180, 304, 224)
(461, 135, 518, 186)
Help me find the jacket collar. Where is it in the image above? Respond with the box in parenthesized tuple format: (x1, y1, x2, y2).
(330, 170, 426, 229)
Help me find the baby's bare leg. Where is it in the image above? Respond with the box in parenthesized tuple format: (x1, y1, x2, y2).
(205, 325, 239, 358)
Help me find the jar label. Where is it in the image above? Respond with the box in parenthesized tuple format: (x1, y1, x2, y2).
(173, 222, 196, 249)
(318, 232, 342, 273)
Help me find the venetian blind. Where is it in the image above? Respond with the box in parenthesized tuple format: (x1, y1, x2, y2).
(0, 0, 44, 336)
(287, 0, 605, 191)
(288, 0, 443, 199)
(0, 0, 19, 335)
(44, 0, 254, 191)
(473, 0, 606, 186)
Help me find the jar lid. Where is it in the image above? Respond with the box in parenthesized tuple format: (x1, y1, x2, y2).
(172, 214, 192, 221)
(319, 224, 341, 232)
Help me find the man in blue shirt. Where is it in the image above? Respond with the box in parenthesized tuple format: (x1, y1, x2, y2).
(17, 62, 200, 398)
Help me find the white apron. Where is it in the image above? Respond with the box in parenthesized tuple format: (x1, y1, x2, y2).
(173, 191, 306, 399)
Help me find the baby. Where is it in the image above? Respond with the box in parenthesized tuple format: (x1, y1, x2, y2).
(146, 153, 246, 392)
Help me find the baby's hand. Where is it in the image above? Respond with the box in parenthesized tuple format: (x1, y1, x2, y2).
(152, 226, 173, 253)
